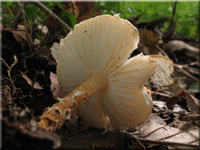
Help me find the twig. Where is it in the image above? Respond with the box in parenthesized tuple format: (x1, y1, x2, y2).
(30, 1, 72, 33)
(164, 1, 178, 41)
(134, 138, 145, 150)
(151, 91, 173, 98)
(180, 115, 200, 121)
(174, 64, 199, 82)
(17, 1, 33, 45)
(0, 56, 18, 93)
(12, 3, 27, 28)
(124, 133, 199, 148)
(169, 1, 178, 32)
(138, 138, 199, 148)
(155, 44, 169, 58)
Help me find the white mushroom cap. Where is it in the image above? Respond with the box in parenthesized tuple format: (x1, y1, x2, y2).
(51, 15, 155, 129)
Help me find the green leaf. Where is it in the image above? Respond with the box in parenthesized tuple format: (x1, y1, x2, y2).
(6, 2, 13, 7)
(61, 12, 77, 28)
(188, 82, 200, 93)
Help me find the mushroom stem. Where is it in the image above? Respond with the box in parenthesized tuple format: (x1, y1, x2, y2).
(39, 71, 109, 131)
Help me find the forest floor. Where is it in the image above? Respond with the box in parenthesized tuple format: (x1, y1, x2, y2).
(1, 2, 200, 150)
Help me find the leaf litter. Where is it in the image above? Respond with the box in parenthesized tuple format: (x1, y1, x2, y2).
(1, 2, 200, 149)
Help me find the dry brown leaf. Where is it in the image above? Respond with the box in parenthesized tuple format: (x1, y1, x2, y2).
(186, 92, 200, 114)
(139, 29, 159, 47)
(168, 82, 184, 95)
(138, 29, 159, 54)
(166, 89, 186, 109)
(66, 2, 101, 22)
(138, 117, 199, 149)
(11, 25, 26, 42)
(166, 96, 183, 109)
(66, 1, 80, 18)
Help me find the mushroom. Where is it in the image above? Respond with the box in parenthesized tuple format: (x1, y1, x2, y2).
(39, 14, 173, 131)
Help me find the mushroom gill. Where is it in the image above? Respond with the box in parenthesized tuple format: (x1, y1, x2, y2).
(39, 14, 173, 131)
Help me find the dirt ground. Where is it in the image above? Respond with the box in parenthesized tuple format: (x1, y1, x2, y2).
(1, 2, 200, 150)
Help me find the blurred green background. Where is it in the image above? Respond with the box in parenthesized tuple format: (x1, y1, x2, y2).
(1, 1, 199, 39)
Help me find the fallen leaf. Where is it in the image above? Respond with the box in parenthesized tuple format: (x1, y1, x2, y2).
(11, 25, 26, 42)
(139, 29, 159, 47)
(50, 72, 67, 98)
(153, 101, 166, 112)
(138, 117, 199, 149)
(186, 92, 200, 114)
(172, 104, 188, 115)
(138, 29, 159, 55)
(66, 2, 101, 22)
(166, 89, 186, 109)
(167, 96, 183, 109)
(2, 25, 31, 42)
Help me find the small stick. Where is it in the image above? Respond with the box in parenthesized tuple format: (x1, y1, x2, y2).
(151, 91, 173, 98)
(0, 56, 18, 93)
(175, 64, 199, 82)
(30, 1, 72, 33)
(17, 1, 33, 45)
(139, 138, 199, 148)
(12, 3, 26, 28)
(155, 44, 169, 58)
(124, 133, 199, 148)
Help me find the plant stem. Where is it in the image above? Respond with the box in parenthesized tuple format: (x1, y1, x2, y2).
(30, 1, 72, 33)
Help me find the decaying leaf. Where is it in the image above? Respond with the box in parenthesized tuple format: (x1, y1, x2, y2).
(139, 29, 159, 47)
(11, 25, 26, 41)
(138, 117, 199, 149)
(153, 101, 166, 112)
(166, 86, 186, 109)
(66, 2, 101, 22)
(168, 82, 184, 95)
(186, 92, 200, 114)
(138, 29, 159, 54)
(150, 55, 174, 88)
